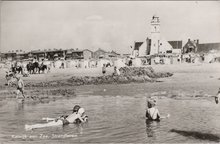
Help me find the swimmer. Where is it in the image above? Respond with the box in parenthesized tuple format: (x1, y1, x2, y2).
(146, 98, 170, 121)
(25, 105, 88, 131)
(215, 88, 220, 104)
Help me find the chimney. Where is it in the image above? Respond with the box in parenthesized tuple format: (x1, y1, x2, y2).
(197, 39, 199, 45)
(188, 38, 190, 42)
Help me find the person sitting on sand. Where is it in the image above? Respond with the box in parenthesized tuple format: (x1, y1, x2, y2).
(25, 105, 88, 131)
(15, 75, 25, 99)
(146, 98, 169, 121)
(102, 64, 106, 75)
(112, 66, 120, 76)
(215, 88, 220, 104)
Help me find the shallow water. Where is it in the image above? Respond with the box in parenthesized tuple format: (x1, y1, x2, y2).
(0, 83, 220, 143)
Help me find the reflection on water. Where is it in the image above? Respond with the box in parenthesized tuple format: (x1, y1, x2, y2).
(0, 84, 220, 143)
(145, 120, 160, 138)
(170, 129, 220, 142)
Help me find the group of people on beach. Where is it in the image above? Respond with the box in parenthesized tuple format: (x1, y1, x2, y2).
(102, 64, 120, 76)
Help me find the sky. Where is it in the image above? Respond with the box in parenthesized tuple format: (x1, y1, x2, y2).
(1, 1, 220, 54)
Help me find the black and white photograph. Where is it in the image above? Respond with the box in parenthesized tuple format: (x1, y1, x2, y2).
(0, 1, 220, 143)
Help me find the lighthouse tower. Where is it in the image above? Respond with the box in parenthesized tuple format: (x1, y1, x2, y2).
(150, 15, 160, 55)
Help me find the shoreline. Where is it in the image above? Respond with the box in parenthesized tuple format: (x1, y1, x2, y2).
(0, 63, 219, 103)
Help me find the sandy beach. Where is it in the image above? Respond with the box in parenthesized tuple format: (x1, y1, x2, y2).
(0, 63, 219, 101)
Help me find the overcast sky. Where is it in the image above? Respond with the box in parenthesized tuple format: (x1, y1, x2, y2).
(1, 1, 220, 53)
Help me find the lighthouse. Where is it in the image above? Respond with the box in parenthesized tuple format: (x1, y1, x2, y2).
(150, 15, 161, 55)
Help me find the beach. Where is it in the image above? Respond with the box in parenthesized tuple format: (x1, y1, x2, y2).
(0, 63, 220, 101)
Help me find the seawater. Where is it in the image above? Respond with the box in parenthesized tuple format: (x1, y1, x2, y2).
(0, 83, 220, 143)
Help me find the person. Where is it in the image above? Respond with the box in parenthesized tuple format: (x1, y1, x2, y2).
(15, 75, 25, 99)
(112, 66, 120, 76)
(102, 64, 106, 75)
(146, 98, 169, 121)
(215, 88, 220, 104)
(128, 58, 132, 66)
(5, 71, 14, 86)
(25, 105, 88, 131)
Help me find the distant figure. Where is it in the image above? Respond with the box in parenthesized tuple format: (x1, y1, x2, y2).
(215, 88, 220, 104)
(25, 105, 88, 131)
(61, 62, 65, 69)
(102, 64, 106, 75)
(15, 75, 25, 99)
(112, 66, 120, 76)
(5, 71, 15, 86)
(146, 98, 169, 121)
(128, 59, 132, 66)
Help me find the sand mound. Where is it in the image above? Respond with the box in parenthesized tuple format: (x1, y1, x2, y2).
(25, 67, 173, 87)
(119, 67, 173, 78)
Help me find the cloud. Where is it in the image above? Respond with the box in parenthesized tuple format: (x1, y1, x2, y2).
(85, 15, 103, 21)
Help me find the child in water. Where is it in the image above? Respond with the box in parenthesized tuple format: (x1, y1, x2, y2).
(146, 98, 169, 121)
(215, 88, 220, 104)
(15, 75, 25, 99)
(25, 105, 88, 131)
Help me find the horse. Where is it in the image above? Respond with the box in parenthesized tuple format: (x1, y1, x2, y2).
(27, 62, 35, 74)
(39, 64, 47, 74)
(16, 66, 23, 74)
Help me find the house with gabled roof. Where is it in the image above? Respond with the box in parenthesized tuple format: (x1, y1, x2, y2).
(182, 39, 199, 54)
(168, 40, 182, 54)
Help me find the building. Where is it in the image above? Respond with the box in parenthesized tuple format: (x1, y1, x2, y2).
(1, 51, 17, 61)
(132, 41, 144, 57)
(110, 50, 120, 57)
(168, 40, 182, 54)
(30, 50, 47, 61)
(182, 39, 199, 54)
(93, 48, 119, 59)
(93, 48, 106, 59)
(149, 15, 173, 55)
(133, 15, 173, 58)
(83, 49, 93, 60)
(65, 49, 93, 60)
(150, 15, 160, 55)
(16, 50, 29, 60)
(71, 49, 93, 59)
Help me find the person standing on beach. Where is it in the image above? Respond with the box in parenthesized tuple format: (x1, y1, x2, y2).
(15, 75, 25, 99)
(112, 66, 120, 76)
(102, 64, 106, 75)
(215, 88, 220, 104)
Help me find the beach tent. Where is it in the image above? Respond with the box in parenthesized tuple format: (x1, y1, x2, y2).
(132, 58, 142, 67)
(164, 57, 171, 64)
(113, 58, 126, 68)
(80, 60, 89, 68)
(66, 60, 72, 68)
(204, 53, 216, 63)
(89, 60, 97, 68)
(43, 60, 51, 66)
(97, 59, 111, 68)
(54, 60, 62, 68)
